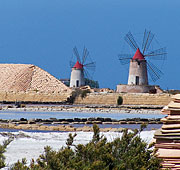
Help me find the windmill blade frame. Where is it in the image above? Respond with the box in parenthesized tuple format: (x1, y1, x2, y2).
(83, 62, 96, 72)
(82, 47, 89, 65)
(147, 64, 158, 82)
(73, 46, 81, 63)
(124, 31, 139, 51)
(69, 54, 76, 68)
(147, 61, 163, 82)
(69, 61, 76, 68)
(118, 54, 133, 65)
(142, 29, 154, 54)
(144, 47, 167, 60)
(83, 68, 93, 80)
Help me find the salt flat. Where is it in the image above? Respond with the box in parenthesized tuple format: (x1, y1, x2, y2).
(0, 130, 155, 169)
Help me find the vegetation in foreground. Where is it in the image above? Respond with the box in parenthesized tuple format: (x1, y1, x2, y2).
(8, 124, 162, 170)
(0, 138, 13, 169)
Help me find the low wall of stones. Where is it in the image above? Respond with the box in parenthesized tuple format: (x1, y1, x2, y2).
(74, 93, 172, 106)
(116, 84, 156, 93)
(0, 91, 71, 103)
(0, 117, 162, 132)
(0, 91, 172, 105)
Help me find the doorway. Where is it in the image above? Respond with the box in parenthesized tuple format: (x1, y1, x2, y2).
(135, 76, 139, 85)
(76, 80, 79, 87)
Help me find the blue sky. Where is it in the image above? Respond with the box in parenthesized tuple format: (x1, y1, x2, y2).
(0, 0, 179, 90)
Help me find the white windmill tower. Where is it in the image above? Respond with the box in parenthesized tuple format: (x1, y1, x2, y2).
(70, 47, 96, 88)
(117, 30, 167, 93)
(128, 48, 148, 85)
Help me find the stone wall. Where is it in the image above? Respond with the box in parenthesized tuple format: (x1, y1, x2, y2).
(0, 91, 172, 105)
(116, 84, 156, 93)
(0, 91, 71, 103)
(74, 93, 172, 106)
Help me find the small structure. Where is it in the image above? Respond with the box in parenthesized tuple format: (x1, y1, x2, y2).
(70, 47, 96, 88)
(128, 48, 148, 85)
(117, 30, 166, 93)
(154, 94, 180, 169)
(70, 61, 85, 87)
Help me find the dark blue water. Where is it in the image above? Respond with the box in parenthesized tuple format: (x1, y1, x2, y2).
(0, 110, 165, 120)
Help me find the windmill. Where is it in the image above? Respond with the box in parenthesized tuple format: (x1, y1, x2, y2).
(118, 30, 167, 87)
(69, 46, 96, 88)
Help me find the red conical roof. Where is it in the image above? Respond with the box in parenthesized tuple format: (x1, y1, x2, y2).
(73, 61, 83, 69)
(132, 48, 145, 60)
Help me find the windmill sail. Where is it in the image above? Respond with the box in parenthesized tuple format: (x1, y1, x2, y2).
(70, 46, 96, 81)
(147, 61, 163, 82)
(73, 46, 81, 63)
(144, 47, 167, 60)
(83, 62, 96, 71)
(142, 30, 154, 54)
(124, 31, 139, 51)
(118, 54, 132, 65)
(118, 29, 166, 83)
(82, 47, 89, 65)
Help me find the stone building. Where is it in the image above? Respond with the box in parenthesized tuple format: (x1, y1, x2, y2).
(70, 61, 85, 88)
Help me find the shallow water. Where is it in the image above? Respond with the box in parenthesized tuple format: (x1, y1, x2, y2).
(0, 110, 164, 132)
(0, 110, 165, 120)
(0, 123, 162, 132)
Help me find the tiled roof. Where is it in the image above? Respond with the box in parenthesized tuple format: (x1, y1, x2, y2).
(132, 48, 145, 60)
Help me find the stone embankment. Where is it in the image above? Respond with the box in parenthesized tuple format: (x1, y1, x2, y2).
(2, 104, 162, 114)
(0, 91, 71, 103)
(0, 117, 162, 132)
(0, 92, 172, 106)
(74, 93, 172, 106)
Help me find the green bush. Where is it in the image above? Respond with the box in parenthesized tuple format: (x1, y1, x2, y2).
(80, 89, 90, 99)
(67, 89, 90, 104)
(0, 138, 13, 169)
(117, 96, 123, 105)
(10, 124, 162, 170)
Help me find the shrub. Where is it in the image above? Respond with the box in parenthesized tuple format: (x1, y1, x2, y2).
(80, 89, 90, 99)
(67, 91, 78, 104)
(10, 124, 162, 170)
(117, 96, 123, 105)
(67, 89, 90, 104)
(0, 138, 13, 169)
